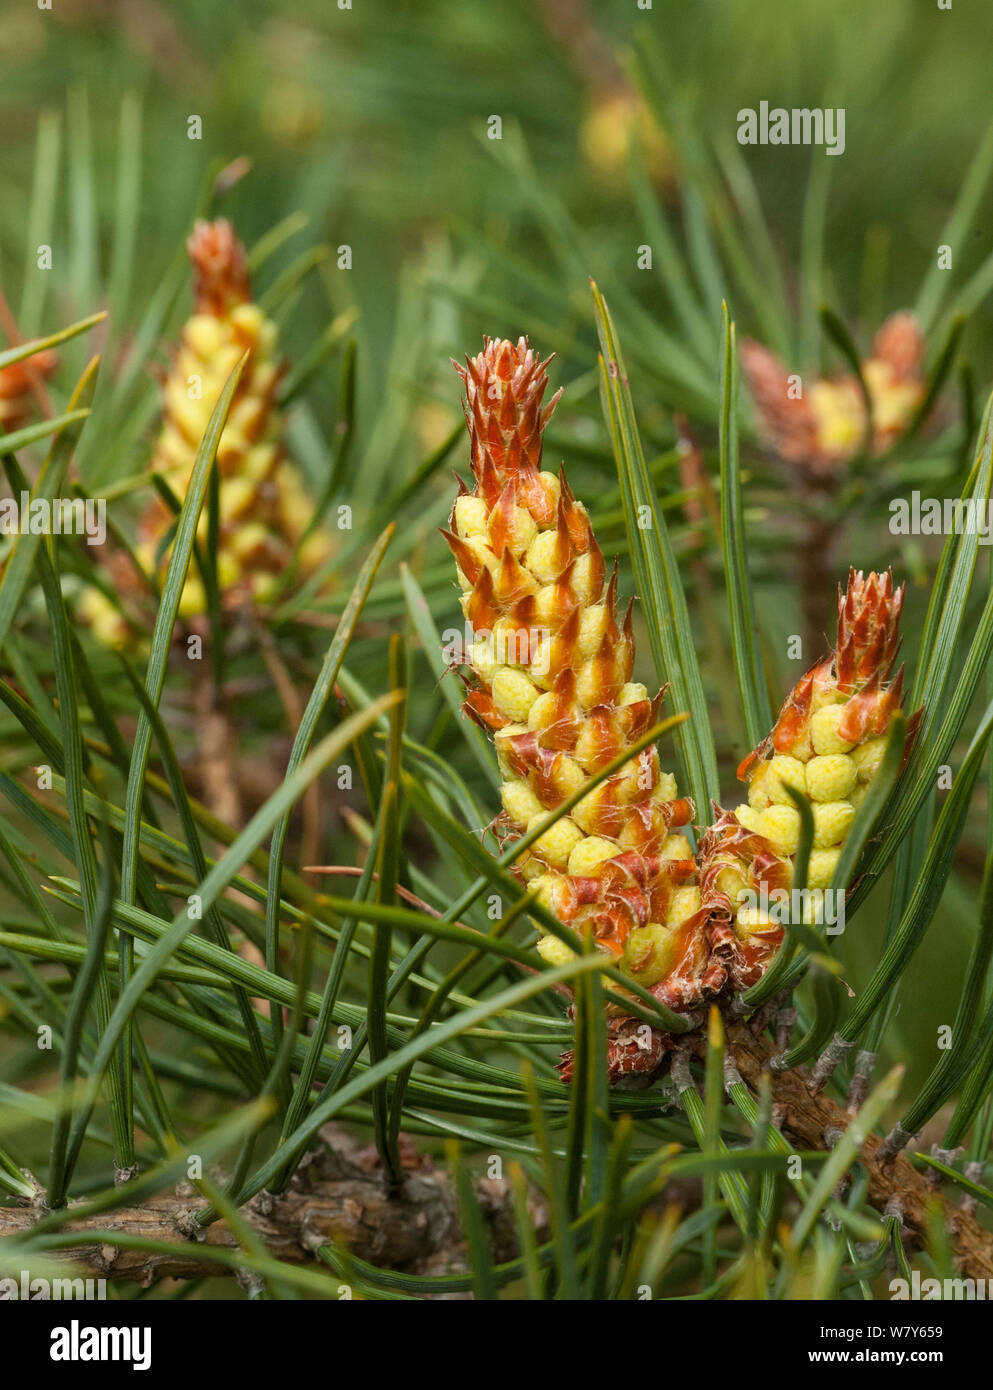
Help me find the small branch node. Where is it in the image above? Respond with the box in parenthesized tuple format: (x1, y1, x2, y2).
(879, 1124, 915, 1166)
(722, 1052, 743, 1091)
(670, 1045, 695, 1095)
(810, 1033, 856, 1095)
(961, 1160, 985, 1215)
(174, 1207, 207, 1241)
(774, 1005, 797, 1055)
(235, 1267, 266, 1299)
(845, 1049, 878, 1113)
(926, 1144, 964, 1190)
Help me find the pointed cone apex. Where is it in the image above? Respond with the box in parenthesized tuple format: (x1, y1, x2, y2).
(454, 337, 559, 496)
(188, 219, 251, 316)
(835, 568, 905, 693)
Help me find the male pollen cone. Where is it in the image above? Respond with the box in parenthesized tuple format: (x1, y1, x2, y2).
(79, 218, 333, 647)
(700, 568, 922, 992)
(446, 337, 722, 1082)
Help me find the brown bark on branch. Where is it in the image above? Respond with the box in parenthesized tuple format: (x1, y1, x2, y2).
(4, 1031, 989, 1287)
(721, 1018, 993, 1279)
(0, 1128, 527, 1288)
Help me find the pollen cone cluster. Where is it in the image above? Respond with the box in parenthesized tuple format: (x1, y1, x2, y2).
(698, 569, 921, 992)
(447, 339, 725, 1074)
(742, 312, 925, 474)
(449, 339, 922, 1084)
(81, 219, 332, 648)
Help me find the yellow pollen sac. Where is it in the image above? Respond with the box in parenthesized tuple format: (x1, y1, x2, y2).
(242, 442, 277, 481)
(734, 804, 765, 836)
(662, 833, 692, 860)
(805, 754, 857, 803)
(810, 703, 857, 756)
(851, 736, 888, 782)
(622, 923, 679, 986)
(525, 812, 584, 870)
(536, 934, 576, 967)
(530, 873, 558, 914)
(577, 605, 610, 659)
(526, 690, 557, 732)
(757, 805, 801, 854)
(715, 863, 749, 905)
(811, 801, 855, 848)
(807, 848, 842, 890)
(796, 889, 831, 927)
(184, 313, 225, 359)
(524, 529, 565, 583)
(500, 779, 544, 828)
(536, 471, 561, 514)
(469, 635, 499, 684)
(493, 723, 527, 774)
(250, 572, 279, 605)
(492, 616, 529, 668)
(666, 885, 702, 927)
(502, 505, 539, 556)
(532, 584, 565, 627)
(748, 755, 807, 809)
(736, 905, 775, 936)
(491, 668, 540, 722)
(570, 552, 600, 606)
(551, 754, 586, 801)
(618, 681, 649, 706)
(527, 632, 555, 691)
(454, 494, 489, 539)
(517, 852, 545, 883)
(655, 771, 678, 802)
(566, 835, 619, 877)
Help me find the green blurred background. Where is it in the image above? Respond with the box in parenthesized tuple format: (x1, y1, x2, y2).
(3, 0, 993, 378)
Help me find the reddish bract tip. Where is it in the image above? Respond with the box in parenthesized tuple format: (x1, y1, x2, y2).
(188, 219, 252, 316)
(455, 337, 561, 500)
(835, 568, 904, 694)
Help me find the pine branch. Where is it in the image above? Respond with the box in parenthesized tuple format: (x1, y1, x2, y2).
(720, 1017, 993, 1280)
(0, 1128, 530, 1287)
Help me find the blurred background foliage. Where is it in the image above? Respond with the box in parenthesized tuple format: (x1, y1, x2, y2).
(1, 0, 992, 1287)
